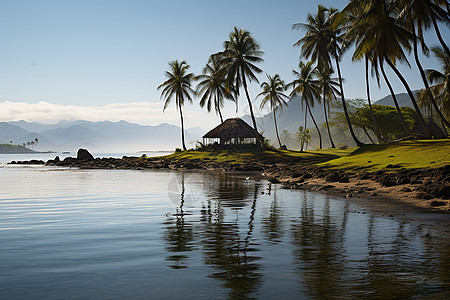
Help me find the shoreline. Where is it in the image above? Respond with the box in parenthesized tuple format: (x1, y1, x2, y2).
(8, 152, 450, 213)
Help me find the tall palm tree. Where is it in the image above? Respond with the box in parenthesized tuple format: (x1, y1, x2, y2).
(257, 74, 290, 148)
(294, 5, 364, 146)
(196, 55, 234, 124)
(288, 61, 323, 149)
(342, 0, 432, 137)
(314, 66, 340, 148)
(399, 0, 450, 130)
(158, 60, 195, 150)
(218, 27, 264, 145)
(419, 46, 450, 128)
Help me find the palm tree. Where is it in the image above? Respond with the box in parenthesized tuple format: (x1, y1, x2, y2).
(218, 27, 264, 145)
(296, 125, 312, 152)
(399, 0, 450, 130)
(196, 55, 234, 124)
(341, 0, 432, 137)
(257, 74, 290, 148)
(158, 60, 195, 150)
(314, 66, 340, 148)
(294, 5, 364, 146)
(419, 46, 450, 131)
(288, 61, 323, 149)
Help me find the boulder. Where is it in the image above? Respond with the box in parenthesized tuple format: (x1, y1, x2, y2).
(77, 148, 94, 161)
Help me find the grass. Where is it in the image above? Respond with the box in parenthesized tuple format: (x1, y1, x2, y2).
(319, 139, 450, 171)
(159, 139, 450, 171)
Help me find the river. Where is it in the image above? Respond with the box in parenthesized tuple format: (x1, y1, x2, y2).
(0, 160, 449, 299)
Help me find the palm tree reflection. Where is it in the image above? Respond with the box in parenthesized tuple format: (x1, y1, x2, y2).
(163, 173, 195, 269)
(291, 194, 347, 298)
(199, 179, 262, 299)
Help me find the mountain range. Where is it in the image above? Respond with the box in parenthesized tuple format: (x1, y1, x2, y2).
(0, 90, 417, 153)
(0, 120, 205, 153)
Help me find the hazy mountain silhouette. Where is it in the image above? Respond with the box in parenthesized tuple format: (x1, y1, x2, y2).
(1, 120, 204, 152)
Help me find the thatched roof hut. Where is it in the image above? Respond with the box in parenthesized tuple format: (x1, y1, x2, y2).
(202, 118, 262, 145)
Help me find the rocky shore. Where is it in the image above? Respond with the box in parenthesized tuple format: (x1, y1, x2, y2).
(8, 149, 450, 212)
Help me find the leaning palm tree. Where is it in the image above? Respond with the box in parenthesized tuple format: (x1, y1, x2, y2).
(419, 46, 450, 129)
(196, 55, 235, 124)
(218, 27, 264, 145)
(158, 60, 195, 150)
(314, 66, 340, 148)
(257, 74, 289, 148)
(288, 61, 323, 149)
(294, 5, 364, 146)
(341, 0, 432, 137)
(398, 0, 450, 130)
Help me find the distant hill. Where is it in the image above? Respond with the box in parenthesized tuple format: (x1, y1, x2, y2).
(0, 144, 36, 154)
(373, 90, 418, 108)
(1, 120, 200, 152)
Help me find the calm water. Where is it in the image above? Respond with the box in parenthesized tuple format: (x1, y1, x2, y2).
(1, 164, 450, 299)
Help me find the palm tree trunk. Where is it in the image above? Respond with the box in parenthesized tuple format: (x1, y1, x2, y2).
(242, 76, 262, 147)
(412, 25, 450, 131)
(380, 61, 412, 136)
(335, 55, 364, 147)
(386, 58, 432, 138)
(216, 91, 224, 124)
(323, 90, 336, 148)
(431, 17, 450, 58)
(179, 100, 187, 150)
(273, 110, 282, 148)
(365, 56, 382, 143)
(306, 101, 322, 149)
(362, 126, 375, 144)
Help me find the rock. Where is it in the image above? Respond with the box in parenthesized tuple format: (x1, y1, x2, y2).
(54, 156, 60, 163)
(77, 148, 94, 161)
(268, 177, 281, 184)
(430, 201, 446, 207)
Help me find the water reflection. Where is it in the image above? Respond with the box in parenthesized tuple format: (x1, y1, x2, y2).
(161, 172, 450, 298)
(261, 188, 284, 244)
(202, 172, 254, 208)
(163, 173, 195, 269)
(199, 180, 262, 299)
(290, 194, 348, 298)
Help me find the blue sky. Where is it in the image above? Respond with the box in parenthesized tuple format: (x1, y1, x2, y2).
(0, 0, 448, 128)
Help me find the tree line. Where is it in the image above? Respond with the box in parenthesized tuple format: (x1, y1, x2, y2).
(159, 0, 449, 151)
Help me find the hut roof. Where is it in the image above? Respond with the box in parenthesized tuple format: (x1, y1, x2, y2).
(203, 118, 263, 139)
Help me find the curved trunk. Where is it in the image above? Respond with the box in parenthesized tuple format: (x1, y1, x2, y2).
(412, 25, 450, 132)
(335, 55, 364, 147)
(386, 58, 432, 138)
(215, 91, 224, 124)
(306, 101, 322, 149)
(362, 126, 375, 144)
(179, 99, 187, 150)
(380, 62, 413, 136)
(323, 90, 336, 148)
(273, 110, 282, 148)
(431, 17, 450, 58)
(242, 76, 262, 147)
(366, 56, 382, 143)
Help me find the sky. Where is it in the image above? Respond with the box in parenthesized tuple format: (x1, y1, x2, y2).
(0, 0, 448, 130)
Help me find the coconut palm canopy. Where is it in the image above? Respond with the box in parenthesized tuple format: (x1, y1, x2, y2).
(203, 118, 263, 142)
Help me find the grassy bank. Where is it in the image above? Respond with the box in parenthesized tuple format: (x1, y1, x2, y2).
(163, 139, 450, 171)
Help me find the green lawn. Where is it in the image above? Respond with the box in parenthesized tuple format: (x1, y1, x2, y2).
(319, 139, 450, 170)
(161, 139, 450, 171)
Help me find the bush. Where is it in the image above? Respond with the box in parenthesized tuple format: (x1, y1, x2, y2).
(175, 148, 181, 152)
